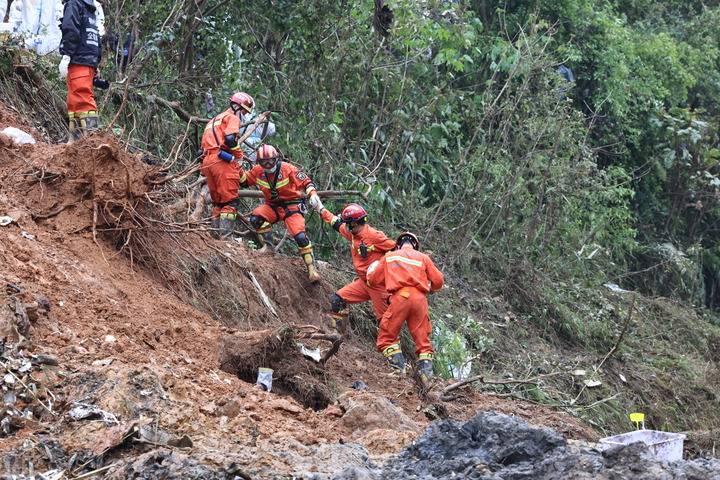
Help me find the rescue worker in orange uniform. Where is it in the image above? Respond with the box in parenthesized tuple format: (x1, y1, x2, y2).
(367, 232, 444, 383)
(58, 0, 102, 140)
(239, 144, 324, 282)
(200, 92, 254, 238)
(318, 203, 395, 332)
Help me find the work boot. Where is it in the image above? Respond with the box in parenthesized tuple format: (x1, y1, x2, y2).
(83, 113, 101, 132)
(211, 213, 236, 239)
(418, 359, 434, 385)
(307, 263, 321, 283)
(300, 247, 321, 283)
(387, 352, 406, 373)
(329, 312, 349, 335)
(67, 116, 78, 144)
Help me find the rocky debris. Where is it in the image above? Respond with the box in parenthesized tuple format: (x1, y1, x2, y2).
(0, 342, 58, 437)
(334, 411, 720, 479)
(105, 450, 251, 480)
(220, 328, 335, 410)
(337, 391, 421, 438)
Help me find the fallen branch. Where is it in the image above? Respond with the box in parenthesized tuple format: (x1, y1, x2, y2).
(147, 95, 210, 124)
(33, 197, 86, 220)
(246, 270, 278, 318)
(441, 375, 539, 401)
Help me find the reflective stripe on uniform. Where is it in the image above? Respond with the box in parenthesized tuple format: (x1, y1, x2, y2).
(386, 255, 423, 267)
(382, 344, 402, 357)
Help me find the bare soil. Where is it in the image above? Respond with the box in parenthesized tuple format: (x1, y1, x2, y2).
(0, 104, 596, 478)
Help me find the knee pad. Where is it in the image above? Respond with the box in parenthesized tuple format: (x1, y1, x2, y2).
(249, 214, 265, 230)
(330, 293, 347, 313)
(293, 232, 310, 248)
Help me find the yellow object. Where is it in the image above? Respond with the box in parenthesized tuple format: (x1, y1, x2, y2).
(629, 412, 645, 430)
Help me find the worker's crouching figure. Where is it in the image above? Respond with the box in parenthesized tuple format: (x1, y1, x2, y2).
(367, 232, 444, 385)
(239, 144, 324, 283)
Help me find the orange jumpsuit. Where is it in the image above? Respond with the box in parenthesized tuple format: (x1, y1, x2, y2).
(240, 161, 316, 236)
(367, 244, 444, 359)
(200, 109, 244, 218)
(320, 209, 395, 322)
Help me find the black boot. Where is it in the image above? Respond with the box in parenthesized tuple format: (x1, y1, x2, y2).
(387, 352, 406, 372)
(418, 359, 434, 384)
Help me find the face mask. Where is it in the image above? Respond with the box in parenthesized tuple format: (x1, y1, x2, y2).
(241, 112, 253, 123)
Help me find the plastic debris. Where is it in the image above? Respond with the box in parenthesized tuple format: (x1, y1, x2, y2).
(1, 127, 36, 145)
(104, 334, 117, 343)
(68, 402, 119, 425)
(0, 216, 13, 226)
(604, 283, 630, 293)
(298, 343, 322, 362)
(20, 230, 35, 240)
(351, 380, 368, 390)
(256, 367, 273, 392)
(583, 379, 602, 388)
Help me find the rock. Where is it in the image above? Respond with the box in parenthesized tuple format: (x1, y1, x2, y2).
(271, 398, 304, 415)
(324, 404, 344, 418)
(216, 399, 243, 418)
(337, 391, 420, 438)
(357, 428, 417, 456)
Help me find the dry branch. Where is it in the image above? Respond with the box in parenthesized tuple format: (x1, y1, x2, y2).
(441, 375, 539, 401)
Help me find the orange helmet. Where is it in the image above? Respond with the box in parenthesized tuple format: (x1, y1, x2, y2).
(229, 92, 254, 113)
(341, 203, 368, 224)
(395, 231, 419, 250)
(256, 144, 279, 168)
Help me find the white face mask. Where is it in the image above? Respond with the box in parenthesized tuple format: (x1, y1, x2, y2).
(240, 112, 253, 123)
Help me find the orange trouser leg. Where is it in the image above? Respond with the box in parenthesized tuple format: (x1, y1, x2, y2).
(376, 294, 409, 354)
(251, 204, 278, 235)
(200, 155, 241, 218)
(337, 278, 388, 322)
(376, 292, 433, 356)
(405, 292, 433, 356)
(282, 209, 306, 237)
(66, 64, 97, 115)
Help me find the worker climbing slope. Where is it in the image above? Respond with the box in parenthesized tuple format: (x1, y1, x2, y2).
(367, 232, 444, 384)
(239, 144, 324, 283)
(200, 92, 253, 238)
(318, 203, 395, 332)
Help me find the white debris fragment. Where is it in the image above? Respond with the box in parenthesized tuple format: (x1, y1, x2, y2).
(1, 127, 36, 145)
(604, 283, 630, 293)
(104, 334, 117, 343)
(0, 216, 13, 226)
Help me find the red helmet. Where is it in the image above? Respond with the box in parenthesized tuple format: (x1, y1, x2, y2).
(395, 231, 419, 250)
(229, 92, 254, 113)
(256, 144, 279, 166)
(341, 203, 368, 224)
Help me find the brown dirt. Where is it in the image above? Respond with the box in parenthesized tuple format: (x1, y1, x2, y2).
(0, 103, 597, 477)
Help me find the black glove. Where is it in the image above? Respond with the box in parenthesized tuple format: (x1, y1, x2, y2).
(359, 242, 368, 258)
(93, 76, 110, 89)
